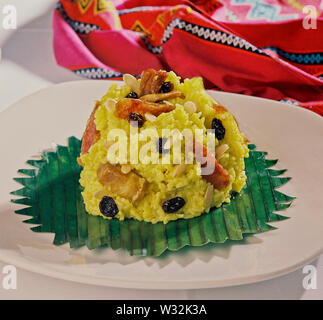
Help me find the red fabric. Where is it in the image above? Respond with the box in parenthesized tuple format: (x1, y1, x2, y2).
(53, 0, 323, 115)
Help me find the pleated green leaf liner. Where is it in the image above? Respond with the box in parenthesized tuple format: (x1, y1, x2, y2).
(11, 137, 294, 256)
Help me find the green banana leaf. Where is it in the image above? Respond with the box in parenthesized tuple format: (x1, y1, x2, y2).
(11, 137, 294, 256)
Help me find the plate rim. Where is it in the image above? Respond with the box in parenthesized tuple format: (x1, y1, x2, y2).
(0, 248, 321, 289)
(1, 80, 322, 289)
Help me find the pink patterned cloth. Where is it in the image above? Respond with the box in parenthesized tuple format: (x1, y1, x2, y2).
(53, 0, 323, 115)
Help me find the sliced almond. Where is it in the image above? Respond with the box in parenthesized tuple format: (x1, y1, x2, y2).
(204, 184, 214, 209)
(183, 101, 197, 114)
(123, 74, 140, 94)
(172, 163, 187, 177)
(94, 189, 107, 199)
(145, 113, 157, 122)
(120, 164, 132, 174)
(105, 98, 116, 112)
(163, 100, 174, 106)
(215, 144, 229, 160)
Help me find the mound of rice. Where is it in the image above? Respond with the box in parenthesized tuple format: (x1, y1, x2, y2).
(79, 71, 249, 224)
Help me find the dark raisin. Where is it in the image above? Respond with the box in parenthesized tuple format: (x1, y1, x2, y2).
(127, 112, 145, 127)
(162, 197, 185, 213)
(126, 91, 138, 99)
(157, 137, 170, 154)
(160, 81, 174, 93)
(99, 196, 119, 217)
(211, 118, 225, 140)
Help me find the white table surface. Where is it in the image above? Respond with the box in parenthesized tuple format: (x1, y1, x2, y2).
(0, 0, 322, 300)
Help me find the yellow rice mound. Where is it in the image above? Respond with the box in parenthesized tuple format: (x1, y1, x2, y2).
(79, 72, 249, 224)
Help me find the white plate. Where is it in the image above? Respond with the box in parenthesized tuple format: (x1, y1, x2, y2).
(0, 80, 322, 289)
